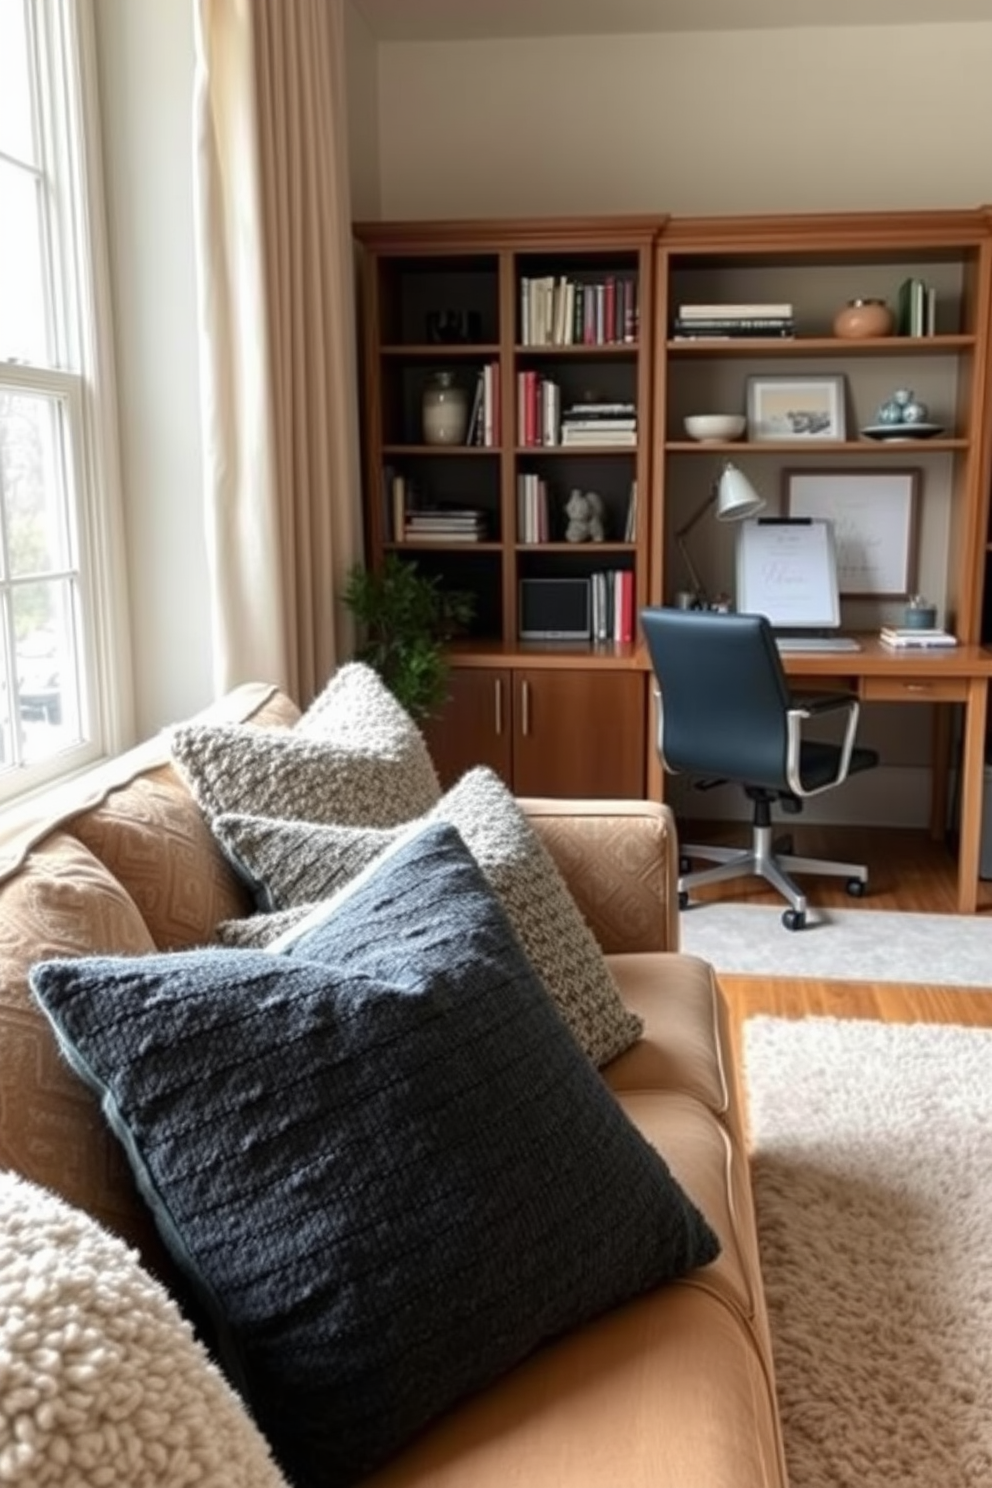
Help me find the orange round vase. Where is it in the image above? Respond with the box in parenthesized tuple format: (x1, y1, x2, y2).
(833, 297, 895, 340)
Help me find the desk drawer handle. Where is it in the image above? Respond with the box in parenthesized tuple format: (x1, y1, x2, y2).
(494, 678, 503, 735)
(904, 683, 934, 694)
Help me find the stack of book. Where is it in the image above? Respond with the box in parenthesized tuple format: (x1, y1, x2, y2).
(879, 626, 957, 649)
(560, 401, 637, 447)
(671, 302, 795, 340)
(403, 508, 487, 543)
(591, 569, 635, 643)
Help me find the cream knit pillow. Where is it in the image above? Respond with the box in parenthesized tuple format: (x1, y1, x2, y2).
(0, 1171, 287, 1488)
(213, 767, 644, 1066)
(170, 662, 440, 828)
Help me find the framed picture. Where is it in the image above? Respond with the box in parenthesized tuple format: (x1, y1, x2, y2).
(783, 467, 920, 597)
(746, 374, 846, 442)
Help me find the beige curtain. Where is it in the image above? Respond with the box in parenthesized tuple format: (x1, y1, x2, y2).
(192, 0, 362, 705)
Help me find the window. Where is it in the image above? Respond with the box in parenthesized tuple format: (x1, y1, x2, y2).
(0, 0, 129, 805)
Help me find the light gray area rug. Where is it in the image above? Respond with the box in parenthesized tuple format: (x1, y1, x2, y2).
(680, 903, 992, 985)
(745, 1016, 992, 1488)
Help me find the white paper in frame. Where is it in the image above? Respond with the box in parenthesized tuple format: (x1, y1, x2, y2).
(783, 468, 920, 597)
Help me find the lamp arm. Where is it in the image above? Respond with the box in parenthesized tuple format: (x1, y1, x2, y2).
(674, 487, 717, 605)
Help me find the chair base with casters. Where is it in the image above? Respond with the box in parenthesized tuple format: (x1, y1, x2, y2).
(678, 789, 868, 932)
(639, 607, 880, 932)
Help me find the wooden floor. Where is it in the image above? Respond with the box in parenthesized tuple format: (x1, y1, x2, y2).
(683, 822, 992, 1062)
(681, 819, 992, 914)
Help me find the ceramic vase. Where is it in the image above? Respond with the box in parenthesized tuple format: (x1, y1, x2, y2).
(833, 298, 895, 340)
(422, 371, 468, 445)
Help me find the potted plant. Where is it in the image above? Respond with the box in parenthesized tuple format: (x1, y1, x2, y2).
(341, 554, 474, 721)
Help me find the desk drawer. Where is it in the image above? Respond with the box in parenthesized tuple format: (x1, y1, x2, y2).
(862, 676, 968, 704)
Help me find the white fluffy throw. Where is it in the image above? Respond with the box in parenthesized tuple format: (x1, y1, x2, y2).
(0, 1171, 288, 1487)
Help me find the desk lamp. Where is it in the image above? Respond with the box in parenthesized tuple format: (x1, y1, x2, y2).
(675, 461, 765, 608)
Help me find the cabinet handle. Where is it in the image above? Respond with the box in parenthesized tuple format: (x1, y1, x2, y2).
(520, 679, 530, 736)
(494, 678, 503, 735)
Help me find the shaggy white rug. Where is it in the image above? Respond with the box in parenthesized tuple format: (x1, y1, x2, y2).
(682, 903, 992, 984)
(744, 1016, 992, 1488)
(0, 1171, 287, 1487)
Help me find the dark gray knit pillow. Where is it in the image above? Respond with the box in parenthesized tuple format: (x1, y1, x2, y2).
(30, 823, 719, 1488)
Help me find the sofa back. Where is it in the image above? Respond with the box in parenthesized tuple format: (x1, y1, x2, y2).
(0, 682, 299, 1280)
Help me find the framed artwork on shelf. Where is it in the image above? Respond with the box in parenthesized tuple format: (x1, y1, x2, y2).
(783, 467, 920, 597)
(746, 374, 847, 442)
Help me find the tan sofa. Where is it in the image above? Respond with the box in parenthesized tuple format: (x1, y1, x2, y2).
(0, 681, 788, 1488)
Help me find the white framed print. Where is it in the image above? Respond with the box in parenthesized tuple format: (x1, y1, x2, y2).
(783, 467, 920, 597)
(746, 374, 847, 442)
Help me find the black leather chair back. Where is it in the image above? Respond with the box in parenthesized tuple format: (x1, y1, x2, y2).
(640, 608, 794, 793)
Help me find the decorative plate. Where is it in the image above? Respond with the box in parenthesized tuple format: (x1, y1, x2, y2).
(860, 422, 945, 441)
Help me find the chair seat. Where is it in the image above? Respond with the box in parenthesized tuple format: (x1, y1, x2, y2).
(799, 741, 879, 793)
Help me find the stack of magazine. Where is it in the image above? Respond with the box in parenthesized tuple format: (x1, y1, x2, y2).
(879, 626, 957, 649)
(670, 302, 795, 340)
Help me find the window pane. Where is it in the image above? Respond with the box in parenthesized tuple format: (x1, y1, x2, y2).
(0, 385, 84, 773)
(1, 390, 73, 573)
(0, 162, 48, 362)
(0, 0, 35, 163)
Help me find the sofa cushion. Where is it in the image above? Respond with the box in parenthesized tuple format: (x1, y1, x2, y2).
(170, 662, 440, 828)
(213, 767, 644, 1066)
(30, 822, 719, 1488)
(0, 1170, 288, 1488)
(0, 831, 179, 1279)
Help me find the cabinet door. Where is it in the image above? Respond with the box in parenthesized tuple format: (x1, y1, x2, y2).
(421, 666, 513, 790)
(512, 669, 646, 798)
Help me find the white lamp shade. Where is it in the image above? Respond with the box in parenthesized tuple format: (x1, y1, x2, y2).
(715, 462, 765, 521)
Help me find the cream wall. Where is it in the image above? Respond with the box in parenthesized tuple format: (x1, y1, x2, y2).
(93, 0, 211, 736)
(375, 24, 992, 218)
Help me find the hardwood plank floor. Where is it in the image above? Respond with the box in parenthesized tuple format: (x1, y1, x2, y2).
(680, 820, 992, 914)
(719, 976, 992, 1093)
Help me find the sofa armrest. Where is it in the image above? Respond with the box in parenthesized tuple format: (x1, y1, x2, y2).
(519, 798, 680, 955)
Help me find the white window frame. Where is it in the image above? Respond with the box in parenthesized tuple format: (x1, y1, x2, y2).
(0, 0, 133, 810)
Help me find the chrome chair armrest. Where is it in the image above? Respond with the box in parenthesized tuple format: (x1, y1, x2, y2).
(785, 695, 860, 797)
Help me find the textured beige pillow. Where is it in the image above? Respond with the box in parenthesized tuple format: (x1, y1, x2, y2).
(0, 832, 177, 1281)
(213, 768, 643, 1066)
(171, 662, 441, 829)
(0, 1171, 288, 1488)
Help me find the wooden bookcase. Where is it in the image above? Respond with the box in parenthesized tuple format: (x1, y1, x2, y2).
(354, 209, 992, 801)
(353, 217, 663, 797)
(650, 210, 992, 642)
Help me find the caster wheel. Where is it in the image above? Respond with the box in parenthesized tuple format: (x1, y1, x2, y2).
(782, 908, 806, 931)
(678, 890, 689, 911)
(846, 878, 867, 897)
(773, 834, 794, 856)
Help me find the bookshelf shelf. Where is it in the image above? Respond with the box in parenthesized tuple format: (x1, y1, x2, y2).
(667, 334, 976, 357)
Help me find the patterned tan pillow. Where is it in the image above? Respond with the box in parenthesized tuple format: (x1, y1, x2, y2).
(0, 832, 175, 1280)
(171, 663, 440, 828)
(213, 768, 643, 1066)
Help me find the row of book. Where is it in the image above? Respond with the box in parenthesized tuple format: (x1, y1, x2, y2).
(671, 301, 796, 341)
(515, 377, 638, 448)
(591, 569, 635, 644)
(896, 277, 938, 337)
(464, 363, 501, 446)
(520, 274, 638, 347)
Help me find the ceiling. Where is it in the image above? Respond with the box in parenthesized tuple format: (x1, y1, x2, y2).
(352, 0, 992, 42)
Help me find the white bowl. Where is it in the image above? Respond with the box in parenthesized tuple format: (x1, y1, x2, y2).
(684, 414, 746, 443)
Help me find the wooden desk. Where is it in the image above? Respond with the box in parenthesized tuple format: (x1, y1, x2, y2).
(778, 639, 992, 914)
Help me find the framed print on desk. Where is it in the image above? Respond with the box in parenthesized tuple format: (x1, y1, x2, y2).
(783, 467, 920, 597)
(746, 374, 846, 441)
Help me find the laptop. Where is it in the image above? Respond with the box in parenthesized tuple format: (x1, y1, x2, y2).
(735, 517, 861, 653)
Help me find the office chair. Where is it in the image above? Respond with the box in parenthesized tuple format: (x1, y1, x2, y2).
(640, 607, 880, 930)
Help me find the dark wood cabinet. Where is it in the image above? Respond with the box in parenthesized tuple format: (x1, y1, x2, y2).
(422, 662, 647, 798)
